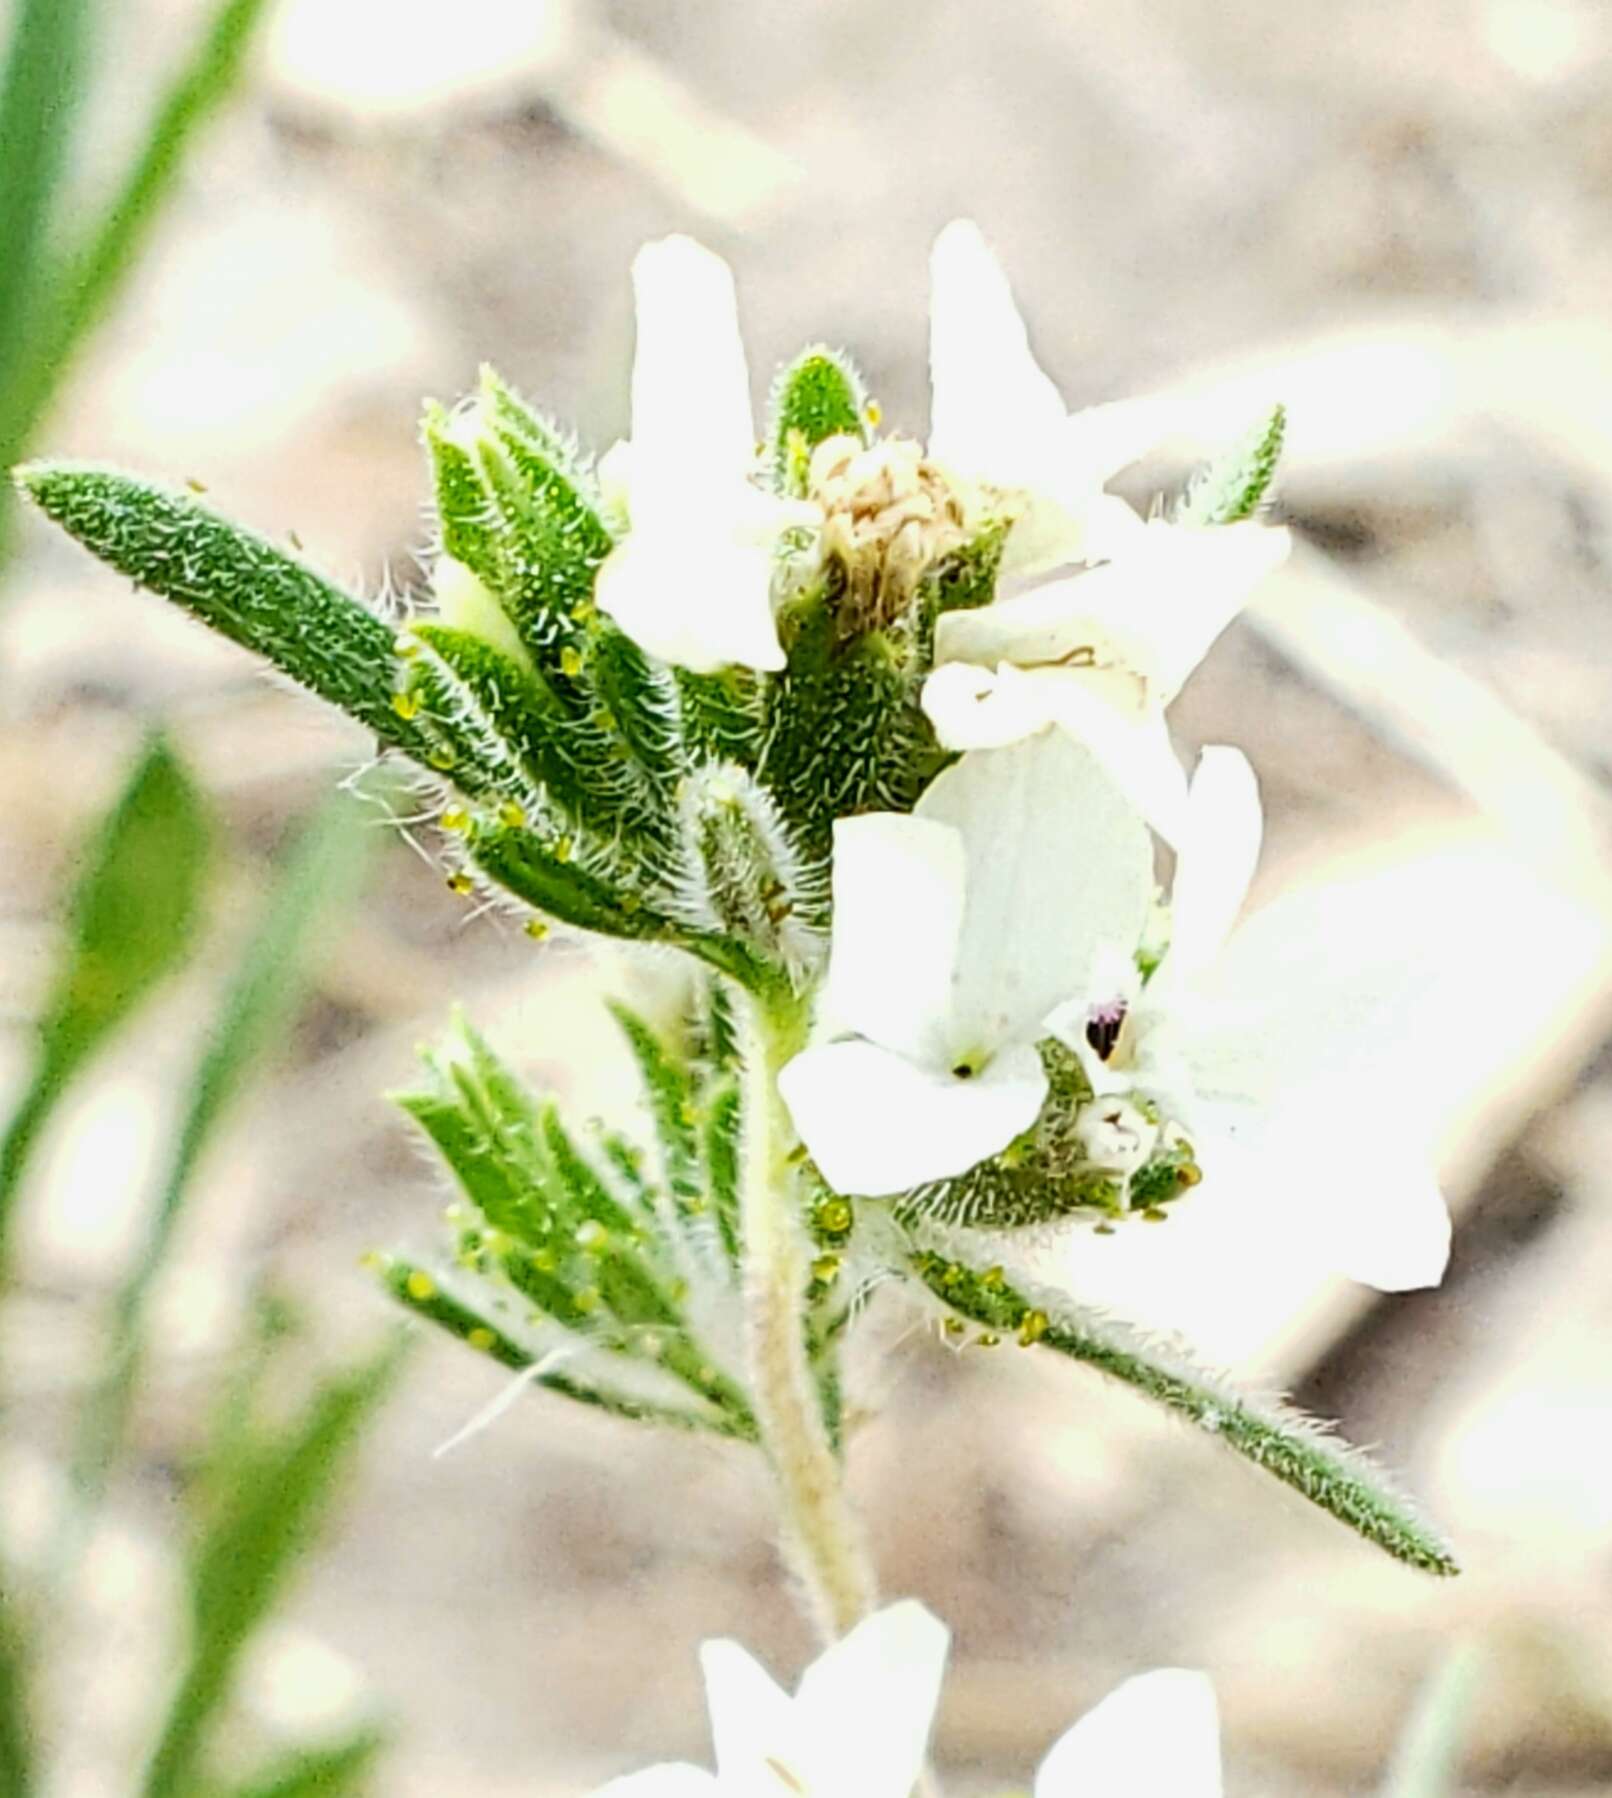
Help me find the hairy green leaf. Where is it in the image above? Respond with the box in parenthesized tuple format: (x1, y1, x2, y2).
(768, 345, 868, 497)
(377, 1256, 754, 1441)
(14, 463, 439, 762)
(1175, 403, 1286, 527)
(910, 1245, 1460, 1577)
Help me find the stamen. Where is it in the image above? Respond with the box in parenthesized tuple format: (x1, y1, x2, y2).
(1084, 999, 1127, 1062)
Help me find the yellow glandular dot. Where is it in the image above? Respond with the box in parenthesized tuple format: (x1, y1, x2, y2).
(466, 1327, 496, 1353)
(815, 1198, 852, 1235)
(446, 871, 474, 896)
(440, 808, 470, 832)
(524, 918, 549, 940)
(391, 690, 421, 721)
(1018, 1309, 1049, 1347)
(498, 799, 527, 828)
(560, 646, 584, 678)
(405, 1270, 436, 1302)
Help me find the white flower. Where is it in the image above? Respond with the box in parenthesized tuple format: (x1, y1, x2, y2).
(593, 236, 819, 675)
(1034, 1667, 1222, 1798)
(777, 733, 1154, 1196)
(923, 220, 1289, 844)
(593, 1599, 948, 1798)
(921, 511, 1290, 844)
(591, 1599, 1223, 1797)
(1049, 745, 1451, 1292)
(928, 219, 1162, 580)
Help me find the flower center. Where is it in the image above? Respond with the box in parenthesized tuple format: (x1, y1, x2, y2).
(808, 433, 969, 624)
(1083, 998, 1127, 1062)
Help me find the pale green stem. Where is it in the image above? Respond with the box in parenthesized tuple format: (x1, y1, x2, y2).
(736, 989, 875, 1643)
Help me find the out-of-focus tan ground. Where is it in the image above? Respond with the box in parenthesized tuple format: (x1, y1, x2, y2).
(4, 0, 1612, 1790)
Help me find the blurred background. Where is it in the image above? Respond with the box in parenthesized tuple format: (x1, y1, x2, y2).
(3, 0, 1612, 1791)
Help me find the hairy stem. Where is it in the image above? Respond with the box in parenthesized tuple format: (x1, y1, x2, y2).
(736, 990, 875, 1641)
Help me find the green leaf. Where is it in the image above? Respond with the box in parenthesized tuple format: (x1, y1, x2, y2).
(607, 1002, 703, 1212)
(0, 0, 273, 464)
(14, 464, 439, 763)
(768, 346, 868, 497)
(0, 736, 210, 1270)
(1175, 403, 1286, 527)
(909, 1246, 1460, 1577)
(1379, 1644, 1482, 1798)
(377, 1256, 753, 1440)
(0, 0, 93, 422)
(0, 1592, 34, 1797)
(404, 623, 640, 847)
(677, 763, 828, 979)
(219, 1729, 385, 1798)
(142, 1334, 408, 1798)
(463, 815, 669, 941)
(60, 794, 372, 1565)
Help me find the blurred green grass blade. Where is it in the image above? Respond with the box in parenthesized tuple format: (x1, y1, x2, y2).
(0, 735, 210, 1266)
(63, 795, 372, 1546)
(0, 1592, 34, 1796)
(142, 1334, 408, 1798)
(221, 1728, 385, 1798)
(1379, 1644, 1482, 1797)
(0, 0, 272, 462)
(14, 464, 438, 761)
(0, 0, 93, 401)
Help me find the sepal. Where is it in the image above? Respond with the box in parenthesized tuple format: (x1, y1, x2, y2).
(900, 1040, 1202, 1230)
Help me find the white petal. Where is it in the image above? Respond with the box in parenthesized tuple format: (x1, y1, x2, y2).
(629, 236, 754, 527)
(700, 1637, 799, 1784)
(918, 735, 1156, 1048)
(1269, 1114, 1452, 1292)
(1085, 520, 1291, 701)
(823, 814, 967, 1062)
(777, 1038, 1047, 1195)
(431, 553, 533, 673)
(594, 533, 784, 673)
(591, 1765, 720, 1797)
(795, 1600, 950, 1796)
(934, 574, 1129, 671)
(1156, 746, 1264, 992)
(1060, 397, 1172, 491)
(929, 220, 1067, 482)
(1035, 1669, 1222, 1798)
(920, 660, 1059, 752)
(1016, 675, 1193, 848)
